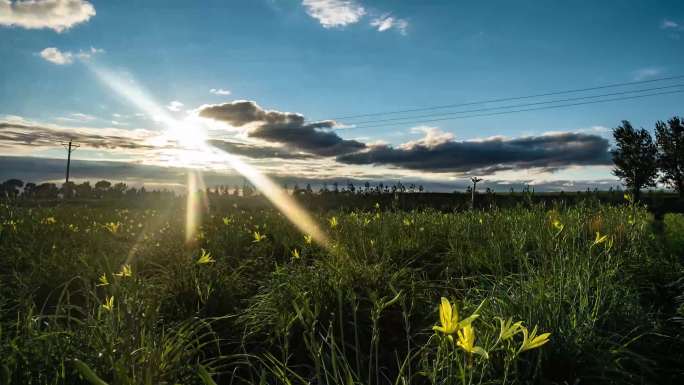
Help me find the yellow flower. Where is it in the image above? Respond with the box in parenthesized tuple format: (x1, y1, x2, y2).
(519, 325, 551, 352)
(253, 231, 266, 243)
(41, 217, 56, 225)
(403, 218, 412, 226)
(432, 297, 479, 337)
(196, 248, 215, 265)
(552, 219, 564, 232)
(593, 231, 608, 246)
(96, 273, 109, 287)
(456, 324, 488, 358)
(304, 234, 313, 244)
(114, 264, 132, 278)
(624, 192, 634, 203)
(102, 296, 115, 311)
(291, 248, 300, 259)
(222, 216, 232, 225)
(104, 222, 121, 234)
(329, 216, 338, 228)
(496, 317, 523, 342)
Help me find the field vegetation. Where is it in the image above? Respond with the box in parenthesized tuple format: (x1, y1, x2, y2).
(1, 195, 683, 384)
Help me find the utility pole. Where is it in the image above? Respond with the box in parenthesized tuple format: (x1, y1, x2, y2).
(470, 177, 483, 209)
(61, 140, 80, 184)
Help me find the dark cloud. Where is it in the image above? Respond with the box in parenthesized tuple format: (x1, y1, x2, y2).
(337, 132, 612, 175)
(198, 101, 366, 156)
(0, 122, 157, 150)
(208, 140, 315, 160)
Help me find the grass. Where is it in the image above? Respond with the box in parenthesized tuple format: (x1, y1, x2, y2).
(0, 198, 683, 384)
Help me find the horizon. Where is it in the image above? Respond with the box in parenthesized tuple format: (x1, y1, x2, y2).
(2, 0, 684, 191)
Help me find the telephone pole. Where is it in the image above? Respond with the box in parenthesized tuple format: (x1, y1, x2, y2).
(61, 140, 80, 184)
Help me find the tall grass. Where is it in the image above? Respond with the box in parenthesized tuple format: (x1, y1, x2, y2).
(0, 200, 682, 384)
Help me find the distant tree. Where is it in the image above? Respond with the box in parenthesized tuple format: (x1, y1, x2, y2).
(655, 116, 684, 196)
(75, 182, 93, 198)
(60, 181, 76, 199)
(35, 183, 59, 199)
(1, 179, 23, 198)
(94, 180, 111, 198)
(111, 183, 127, 198)
(611, 120, 658, 200)
(23, 182, 36, 198)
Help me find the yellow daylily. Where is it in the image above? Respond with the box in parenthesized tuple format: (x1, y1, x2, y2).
(102, 296, 115, 312)
(222, 216, 232, 225)
(104, 222, 121, 234)
(41, 217, 57, 225)
(329, 216, 338, 229)
(593, 231, 608, 246)
(519, 325, 551, 352)
(253, 231, 266, 243)
(291, 248, 300, 259)
(456, 324, 489, 359)
(552, 219, 564, 232)
(304, 234, 313, 244)
(432, 297, 479, 337)
(114, 264, 132, 278)
(496, 317, 523, 342)
(196, 249, 215, 265)
(96, 273, 109, 287)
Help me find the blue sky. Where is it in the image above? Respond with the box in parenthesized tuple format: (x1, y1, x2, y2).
(1, 0, 683, 190)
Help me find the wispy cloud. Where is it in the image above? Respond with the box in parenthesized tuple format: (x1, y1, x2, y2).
(370, 14, 408, 35)
(632, 67, 663, 81)
(0, 0, 95, 33)
(166, 100, 184, 112)
(210, 88, 231, 96)
(39, 46, 103, 65)
(301, 0, 366, 28)
(56, 112, 97, 122)
(661, 19, 680, 29)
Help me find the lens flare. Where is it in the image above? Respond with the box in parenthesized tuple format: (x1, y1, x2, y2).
(88, 64, 329, 247)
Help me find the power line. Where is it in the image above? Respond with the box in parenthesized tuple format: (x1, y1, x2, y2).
(347, 83, 684, 126)
(348, 89, 684, 130)
(331, 75, 684, 121)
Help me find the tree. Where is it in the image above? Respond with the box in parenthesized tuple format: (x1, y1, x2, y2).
(611, 120, 658, 200)
(655, 116, 684, 196)
(1, 179, 23, 198)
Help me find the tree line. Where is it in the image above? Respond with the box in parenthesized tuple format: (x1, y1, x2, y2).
(612, 116, 684, 199)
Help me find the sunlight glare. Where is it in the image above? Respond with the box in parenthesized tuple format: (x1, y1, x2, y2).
(88, 64, 329, 247)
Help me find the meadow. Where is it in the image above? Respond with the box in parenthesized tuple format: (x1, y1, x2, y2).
(1, 196, 683, 384)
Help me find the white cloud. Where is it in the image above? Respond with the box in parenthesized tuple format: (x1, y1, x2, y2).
(210, 88, 231, 96)
(633, 67, 663, 81)
(370, 14, 408, 35)
(400, 126, 455, 149)
(302, 0, 366, 28)
(40, 47, 73, 64)
(39, 46, 103, 65)
(0, 0, 95, 33)
(166, 100, 184, 112)
(661, 19, 680, 29)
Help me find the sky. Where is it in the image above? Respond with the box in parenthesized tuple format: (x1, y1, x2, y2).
(1, 0, 683, 191)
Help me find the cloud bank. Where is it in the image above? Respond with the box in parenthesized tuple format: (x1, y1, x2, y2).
(336, 128, 612, 175)
(198, 100, 366, 156)
(0, 0, 95, 32)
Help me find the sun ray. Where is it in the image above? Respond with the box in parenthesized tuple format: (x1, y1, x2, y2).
(87, 64, 329, 251)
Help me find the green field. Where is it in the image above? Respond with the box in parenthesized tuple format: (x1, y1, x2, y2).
(1, 199, 683, 384)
